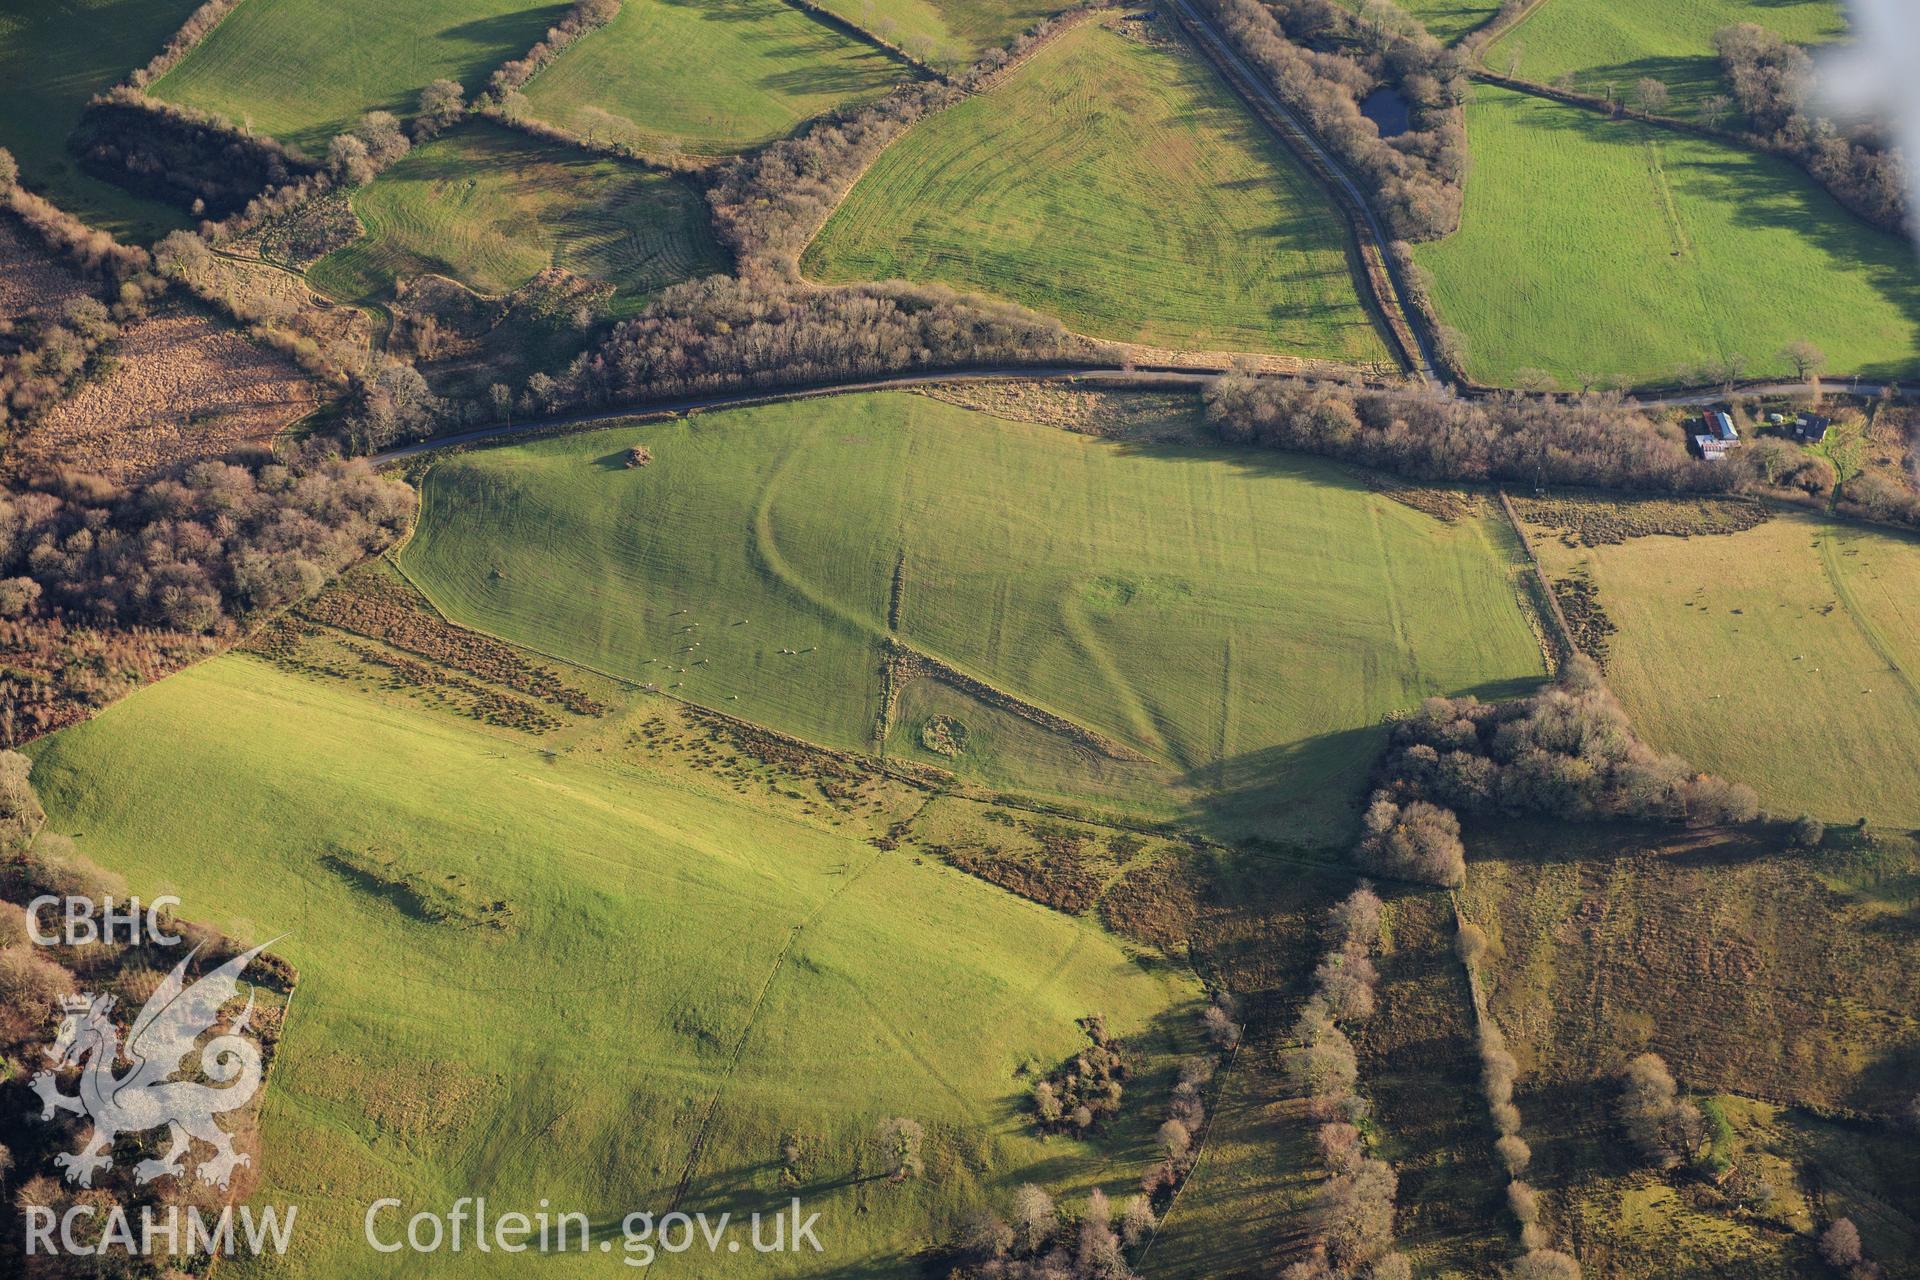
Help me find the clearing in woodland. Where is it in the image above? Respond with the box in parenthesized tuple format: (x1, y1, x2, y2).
(803, 20, 1393, 362)
(307, 122, 722, 312)
(396, 390, 1546, 840)
(519, 0, 907, 159)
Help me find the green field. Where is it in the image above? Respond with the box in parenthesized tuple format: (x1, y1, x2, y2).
(151, 0, 568, 157)
(520, 0, 906, 159)
(809, 0, 1061, 68)
(1339, 0, 1500, 45)
(803, 22, 1391, 361)
(1414, 85, 1920, 387)
(0, 0, 199, 238)
(1491, 0, 1846, 111)
(1526, 508, 1920, 827)
(307, 122, 722, 310)
(397, 391, 1546, 840)
(27, 654, 1197, 1277)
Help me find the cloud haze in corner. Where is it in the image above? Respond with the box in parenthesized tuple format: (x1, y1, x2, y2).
(1818, 0, 1920, 247)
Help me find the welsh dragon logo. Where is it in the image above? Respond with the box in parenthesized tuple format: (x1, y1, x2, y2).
(31, 941, 275, 1190)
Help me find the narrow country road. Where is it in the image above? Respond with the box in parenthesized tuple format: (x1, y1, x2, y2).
(374, 364, 1920, 464)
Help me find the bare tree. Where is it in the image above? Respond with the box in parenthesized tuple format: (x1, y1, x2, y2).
(1818, 1218, 1863, 1267)
(1779, 339, 1827, 383)
(1508, 1250, 1582, 1279)
(1632, 78, 1670, 114)
(1008, 1184, 1055, 1255)
(1617, 1053, 1704, 1168)
(1699, 93, 1732, 128)
(1455, 922, 1488, 966)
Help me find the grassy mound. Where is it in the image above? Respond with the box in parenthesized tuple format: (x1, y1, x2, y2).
(1490, 0, 1845, 112)
(150, 0, 565, 156)
(397, 390, 1546, 840)
(307, 123, 722, 311)
(28, 654, 1198, 1277)
(1521, 502, 1920, 828)
(0, 0, 202, 236)
(1414, 85, 1920, 387)
(519, 0, 906, 158)
(803, 22, 1392, 361)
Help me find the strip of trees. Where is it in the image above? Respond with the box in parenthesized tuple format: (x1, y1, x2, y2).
(708, 5, 1104, 273)
(1283, 884, 1410, 1280)
(73, 90, 321, 221)
(1207, 375, 1920, 538)
(484, 0, 623, 102)
(1205, 375, 1723, 494)
(1205, 0, 1468, 240)
(1456, 950, 1582, 1278)
(707, 81, 961, 273)
(1715, 25, 1908, 237)
(124, 0, 246, 90)
(536, 275, 1100, 413)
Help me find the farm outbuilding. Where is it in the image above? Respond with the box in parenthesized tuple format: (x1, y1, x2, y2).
(1791, 412, 1831, 443)
(1691, 410, 1742, 459)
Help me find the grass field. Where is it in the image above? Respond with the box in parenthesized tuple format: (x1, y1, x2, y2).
(808, 0, 1060, 68)
(397, 391, 1546, 840)
(26, 653, 1198, 1278)
(307, 122, 722, 311)
(1523, 506, 1920, 828)
(150, 0, 569, 157)
(803, 22, 1392, 361)
(0, 0, 198, 238)
(520, 0, 906, 159)
(1337, 0, 1499, 45)
(1490, 0, 1847, 112)
(1414, 86, 1920, 387)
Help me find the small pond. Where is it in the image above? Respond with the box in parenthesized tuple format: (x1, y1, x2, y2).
(1361, 86, 1410, 138)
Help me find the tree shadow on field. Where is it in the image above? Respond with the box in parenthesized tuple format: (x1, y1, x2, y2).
(758, 58, 902, 98)
(439, 5, 573, 51)
(1178, 728, 1382, 848)
(1570, 53, 1723, 105)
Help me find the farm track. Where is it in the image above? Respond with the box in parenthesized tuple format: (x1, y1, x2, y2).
(661, 818, 909, 1217)
(1817, 532, 1920, 712)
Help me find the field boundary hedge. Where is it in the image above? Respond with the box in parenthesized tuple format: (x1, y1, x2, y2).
(777, 0, 945, 80)
(1493, 490, 1579, 667)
